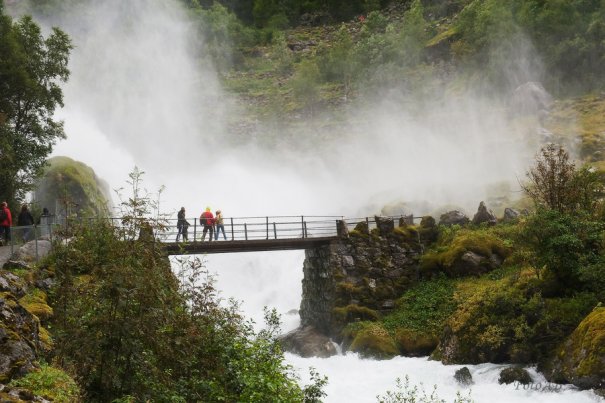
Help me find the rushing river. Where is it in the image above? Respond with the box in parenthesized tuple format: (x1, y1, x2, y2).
(205, 251, 603, 403)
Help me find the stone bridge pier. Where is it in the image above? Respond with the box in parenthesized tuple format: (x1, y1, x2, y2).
(297, 217, 426, 339)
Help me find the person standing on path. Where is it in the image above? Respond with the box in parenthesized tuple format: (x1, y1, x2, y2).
(214, 210, 227, 240)
(200, 207, 215, 242)
(0, 202, 12, 245)
(17, 204, 34, 242)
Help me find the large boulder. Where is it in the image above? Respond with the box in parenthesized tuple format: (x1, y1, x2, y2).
(278, 326, 337, 358)
(503, 208, 521, 222)
(11, 240, 52, 263)
(448, 251, 503, 277)
(471, 202, 496, 226)
(545, 307, 605, 391)
(375, 216, 395, 236)
(439, 211, 469, 226)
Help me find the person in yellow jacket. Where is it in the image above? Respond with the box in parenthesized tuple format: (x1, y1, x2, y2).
(214, 210, 226, 240)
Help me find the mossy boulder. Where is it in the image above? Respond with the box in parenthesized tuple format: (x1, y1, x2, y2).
(394, 328, 438, 356)
(344, 322, 398, 359)
(278, 326, 337, 358)
(421, 229, 509, 277)
(545, 306, 605, 391)
(34, 156, 111, 218)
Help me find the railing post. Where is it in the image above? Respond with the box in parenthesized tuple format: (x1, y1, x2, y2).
(244, 223, 248, 241)
(304, 221, 308, 238)
(231, 217, 234, 241)
(366, 217, 370, 230)
(193, 217, 197, 243)
(273, 222, 277, 239)
(266, 217, 269, 240)
(35, 229, 39, 261)
(301, 216, 304, 238)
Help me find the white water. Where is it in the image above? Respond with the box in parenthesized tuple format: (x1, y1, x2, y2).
(8, 0, 603, 401)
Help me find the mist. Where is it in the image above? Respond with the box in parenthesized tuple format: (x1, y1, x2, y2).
(6, 0, 549, 220)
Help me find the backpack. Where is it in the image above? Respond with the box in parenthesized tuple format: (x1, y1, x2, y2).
(200, 216, 207, 226)
(0, 209, 6, 222)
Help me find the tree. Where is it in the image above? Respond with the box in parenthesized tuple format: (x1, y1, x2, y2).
(0, 4, 72, 207)
(521, 144, 604, 214)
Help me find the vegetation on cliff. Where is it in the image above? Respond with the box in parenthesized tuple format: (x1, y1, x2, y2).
(33, 156, 111, 218)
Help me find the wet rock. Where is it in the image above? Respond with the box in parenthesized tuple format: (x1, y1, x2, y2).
(471, 202, 497, 226)
(498, 367, 533, 385)
(454, 367, 474, 385)
(278, 326, 337, 358)
(511, 82, 553, 116)
(439, 211, 469, 226)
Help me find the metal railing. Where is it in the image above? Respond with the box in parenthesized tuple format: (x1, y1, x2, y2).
(0, 222, 60, 262)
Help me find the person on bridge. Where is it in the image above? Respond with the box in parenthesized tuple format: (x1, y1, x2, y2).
(214, 210, 227, 241)
(17, 204, 35, 242)
(0, 202, 12, 246)
(200, 207, 215, 242)
(176, 207, 190, 242)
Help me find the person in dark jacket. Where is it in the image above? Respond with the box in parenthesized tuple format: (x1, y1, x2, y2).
(17, 204, 35, 242)
(0, 202, 12, 245)
(176, 207, 190, 242)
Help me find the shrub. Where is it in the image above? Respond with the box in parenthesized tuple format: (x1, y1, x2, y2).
(9, 364, 81, 402)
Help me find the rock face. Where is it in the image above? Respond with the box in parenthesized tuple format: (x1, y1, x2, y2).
(299, 218, 422, 338)
(545, 307, 605, 391)
(439, 210, 469, 226)
(471, 202, 497, 226)
(278, 326, 337, 358)
(499, 367, 533, 385)
(454, 367, 473, 386)
(0, 271, 41, 383)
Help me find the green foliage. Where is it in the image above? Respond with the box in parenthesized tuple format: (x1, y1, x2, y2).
(383, 277, 457, 335)
(290, 59, 321, 113)
(519, 208, 605, 294)
(9, 363, 81, 402)
(0, 8, 72, 207)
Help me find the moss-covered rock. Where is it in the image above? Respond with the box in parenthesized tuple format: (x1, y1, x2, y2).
(9, 363, 81, 402)
(34, 156, 111, 218)
(345, 322, 399, 359)
(394, 328, 438, 356)
(19, 289, 53, 321)
(545, 306, 605, 391)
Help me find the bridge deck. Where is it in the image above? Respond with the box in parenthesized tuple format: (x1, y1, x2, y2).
(163, 236, 338, 255)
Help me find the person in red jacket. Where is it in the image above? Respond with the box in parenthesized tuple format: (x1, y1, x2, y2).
(0, 202, 12, 245)
(200, 207, 215, 242)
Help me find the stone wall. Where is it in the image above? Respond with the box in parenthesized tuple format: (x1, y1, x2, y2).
(300, 218, 424, 338)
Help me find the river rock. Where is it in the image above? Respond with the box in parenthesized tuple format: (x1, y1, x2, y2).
(471, 202, 497, 226)
(544, 307, 605, 391)
(439, 210, 469, 226)
(278, 326, 337, 358)
(499, 367, 532, 385)
(454, 367, 473, 385)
